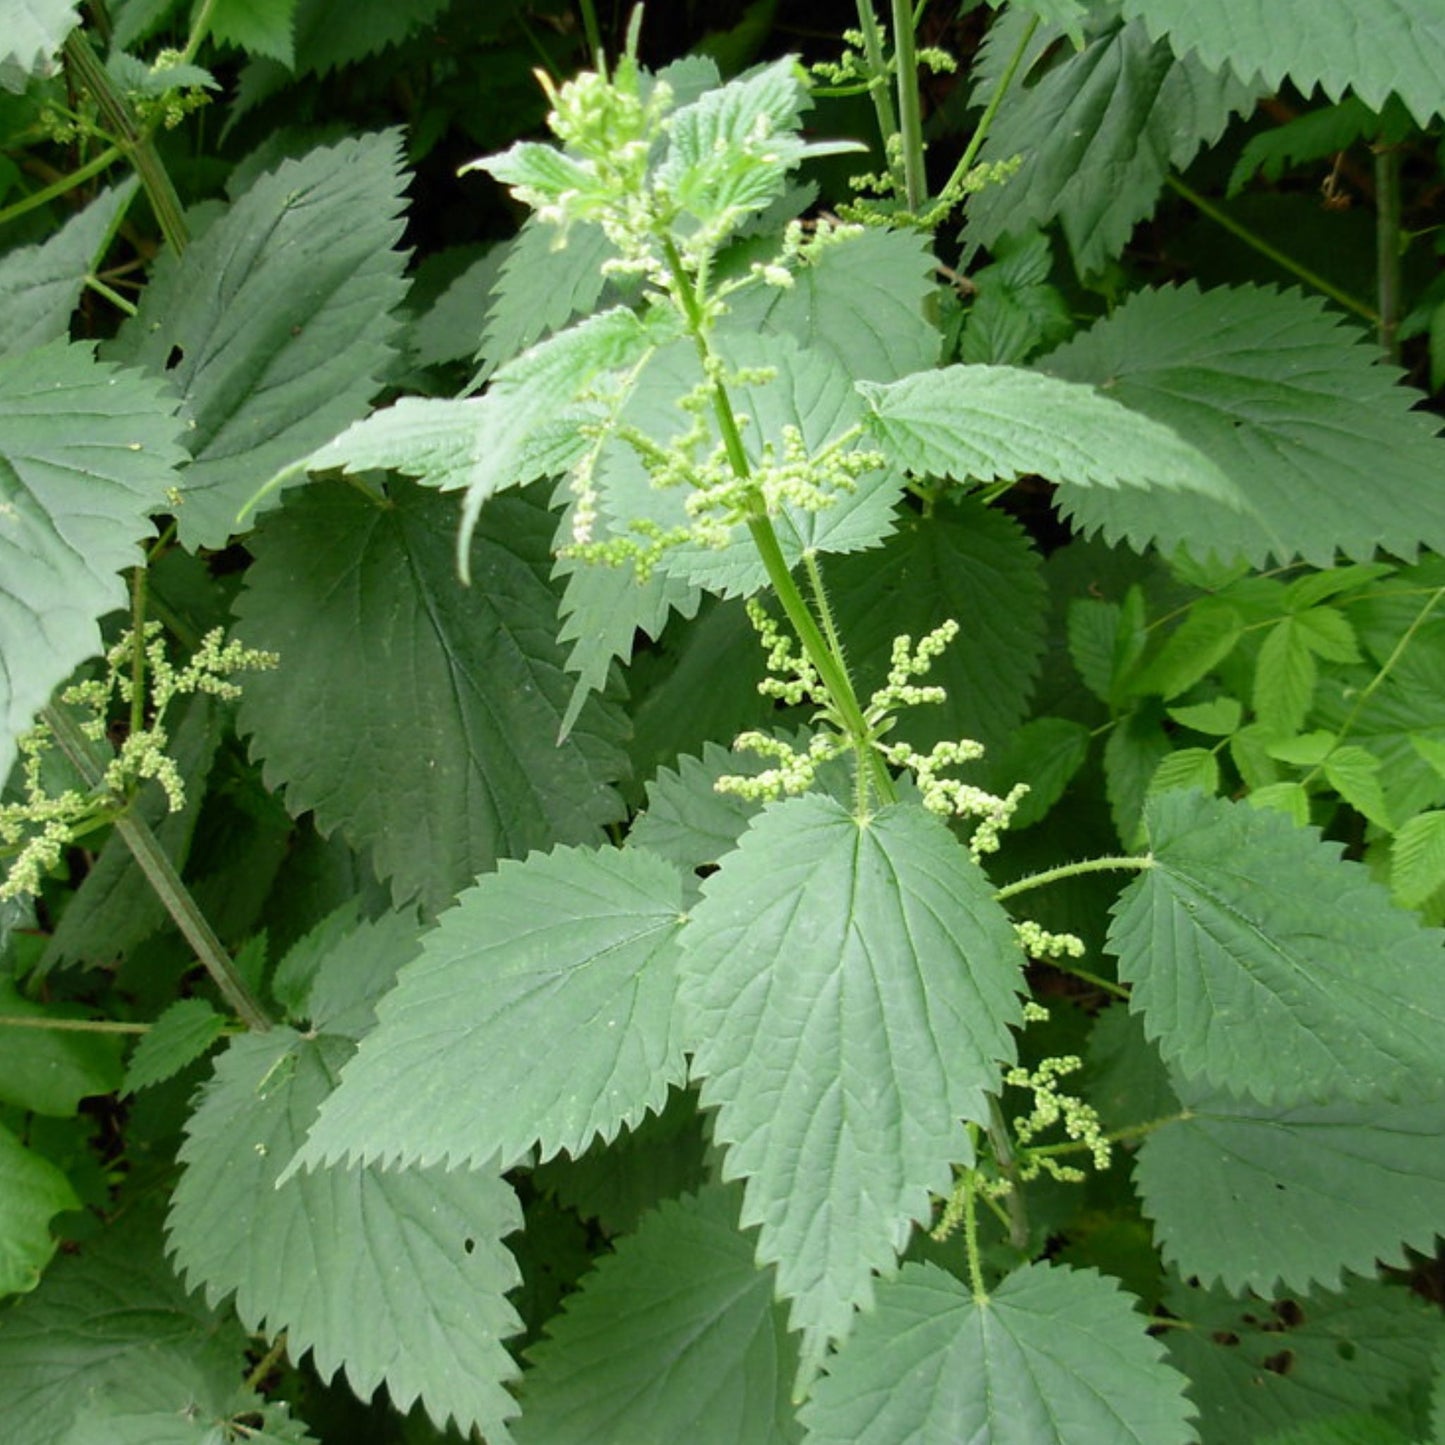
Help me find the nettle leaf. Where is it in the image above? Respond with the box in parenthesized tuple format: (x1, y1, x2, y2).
(800, 1261, 1196, 1444)
(967, 11, 1261, 276)
(0, 1123, 79, 1297)
(826, 495, 1047, 756)
(679, 795, 1025, 1374)
(1136, 1082, 1445, 1296)
(476, 218, 614, 378)
(300, 904, 425, 1040)
(724, 225, 939, 384)
(1163, 1275, 1443, 1444)
(601, 335, 907, 597)
(208, 0, 296, 63)
(1120, 0, 1445, 126)
(122, 999, 226, 1094)
(1109, 790, 1445, 1104)
(106, 131, 409, 550)
(1041, 283, 1445, 565)
(859, 364, 1239, 507)
(234, 481, 627, 914)
(63, 1397, 317, 1445)
(0, 341, 183, 788)
(169, 1028, 523, 1440)
(0, 1209, 248, 1445)
(292, 843, 687, 1174)
(0, 978, 124, 1116)
(514, 1185, 799, 1444)
(0, 181, 135, 356)
(0, 0, 78, 75)
(312, 305, 674, 572)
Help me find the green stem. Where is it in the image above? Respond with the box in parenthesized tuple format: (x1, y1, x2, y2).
(62, 30, 190, 255)
(0, 144, 123, 228)
(995, 855, 1152, 902)
(986, 1096, 1030, 1250)
(961, 1170, 987, 1303)
(889, 0, 926, 213)
(0, 1015, 150, 1034)
(244, 1333, 289, 1392)
(1167, 175, 1375, 324)
(853, 3, 903, 194)
(1027, 1110, 1189, 1157)
(1049, 960, 1130, 1000)
(129, 568, 148, 740)
(43, 705, 271, 1031)
(180, 0, 222, 64)
(578, 0, 603, 65)
(83, 271, 138, 315)
(940, 15, 1039, 202)
(1374, 141, 1403, 360)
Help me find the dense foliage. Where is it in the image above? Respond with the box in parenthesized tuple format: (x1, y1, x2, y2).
(2, 2, 1445, 1441)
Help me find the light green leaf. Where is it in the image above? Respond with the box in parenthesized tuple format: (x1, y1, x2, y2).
(168, 1029, 523, 1441)
(0, 0, 79, 75)
(0, 181, 135, 356)
(1323, 745, 1392, 829)
(724, 225, 939, 384)
(0, 1209, 249, 1445)
(967, 11, 1261, 275)
(300, 904, 424, 1040)
(311, 305, 672, 572)
(860, 364, 1239, 505)
(1247, 780, 1312, 826)
(1131, 601, 1243, 701)
(799, 1261, 1196, 1444)
(1267, 730, 1337, 767)
(1391, 810, 1445, 909)
(1147, 747, 1219, 798)
(289, 844, 687, 1173)
(514, 1185, 799, 1444)
(208, 0, 295, 63)
(1254, 618, 1318, 737)
(679, 795, 1025, 1374)
(1167, 697, 1242, 736)
(1294, 605, 1360, 664)
(1163, 1275, 1443, 1444)
(1137, 1082, 1445, 1296)
(234, 481, 627, 914)
(122, 999, 225, 1094)
(106, 131, 409, 550)
(1110, 790, 1445, 1104)
(0, 1124, 79, 1297)
(1042, 283, 1445, 565)
(0, 341, 184, 790)
(1121, 0, 1445, 126)
(0, 979, 124, 1116)
(825, 496, 1048, 756)
(1067, 598, 1127, 704)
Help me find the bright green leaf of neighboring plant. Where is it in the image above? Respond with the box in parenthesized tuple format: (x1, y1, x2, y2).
(859, 364, 1239, 505)
(234, 482, 627, 914)
(1109, 790, 1445, 1105)
(289, 844, 687, 1173)
(0, 1124, 79, 1297)
(207, 0, 296, 63)
(514, 1186, 799, 1445)
(967, 12, 1260, 276)
(0, 341, 184, 790)
(0, 0, 78, 75)
(1120, 0, 1445, 125)
(121, 998, 225, 1094)
(168, 1029, 523, 1442)
(1042, 283, 1445, 566)
(0, 181, 135, 356)
(1392, 809, 1445, 909)
(799, 1261, 1196, 1444)
(1136, 1083, 1445, 1296)
(0, 1209, 249, 1445)
(1163, 1275, 1443, 1444)
(678, 795, 1025, 1377)
(106, 131, 409, 550)
(0, 979, 124, 1116)
(987, 716, 1091, 829)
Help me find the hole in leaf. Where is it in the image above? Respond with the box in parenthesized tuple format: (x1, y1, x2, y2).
(463, 1237, 475, 1255)
(1211, 1330, 1240, 1347)
(1272, 1299, 1305, 1329)
(165, 345, 184, 370)
(1262, 1349, 1295, 1376)
(1336, 1340, 1357, 1361)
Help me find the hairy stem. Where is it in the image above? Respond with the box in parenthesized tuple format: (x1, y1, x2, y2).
(0, 1015, 150, 1034)
(994, 854, 1152, 902)
(0, 144, 125, 228)
(44, 705, 271, 1031)
(889, 0, 926, 212)
(986, 1096, 1030, 1251)
(853, 2, 904, 194)
(961, 1170, 987, 1303)
(1166, 175, 1375, 324)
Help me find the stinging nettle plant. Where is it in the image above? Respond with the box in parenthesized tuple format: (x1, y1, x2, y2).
(4, 1, 1445, 1441)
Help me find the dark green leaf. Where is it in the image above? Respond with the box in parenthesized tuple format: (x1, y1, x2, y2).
(0, 978, 124, 1116)
(800, 1261, 1196, 1444)
(0, 1123, 78, 1297)
(169, 1028, 523, 1440)
(1109, 790, 1445, 1104)
(208, 0, 296, 63)
(234, 481, 627, 913)
(679, 795, 1024, 1374)
(515, 1186, 800, 1445)
(121, 999, 225, 1094)
(988, 716, 1091, 829)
